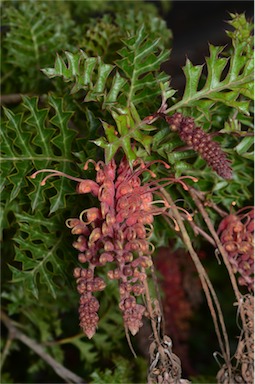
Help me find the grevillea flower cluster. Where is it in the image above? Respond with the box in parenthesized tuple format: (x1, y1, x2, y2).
(160, 112, 232, 179)
(31, 157, 195, 338)
(217, 208, 254, 290)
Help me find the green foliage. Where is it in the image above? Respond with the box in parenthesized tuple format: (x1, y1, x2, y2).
(2, 1, 74, 92)
(42, 51, 126, 107)
(43, 24, 171, 109)
(116, 25, 170, 106)
(94, 104, 154, 163)
(1, 2, 254, 383)
(90, 357, 131, 383)
(1, 95, 76, 213)
(10, 212, 69, 299)
(166, 13, 253, 119)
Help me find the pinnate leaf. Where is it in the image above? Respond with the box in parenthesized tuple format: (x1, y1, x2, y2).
(167, 13, 254, 117)
(1, 96, 77, 213)
(10, 212, 69, 299)
(116, 25, 170, 106)
(42, 25, 172, 109)
(42, 51, 125, 106)
(94, 105, 153, 163)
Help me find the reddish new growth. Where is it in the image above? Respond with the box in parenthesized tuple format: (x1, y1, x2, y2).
(217, 207, 254, 290)
(31, 157, 196, 338)
(162, 112, 232, 179)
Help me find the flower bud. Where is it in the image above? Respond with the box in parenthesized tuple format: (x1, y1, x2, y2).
(123, 266, 133, 276)
(99, 252, 114, 264)
(89, 228, 101, 244)
(78, 253, 87, 263)
(73, 267, 82, 278)
(77, 180, 99, 196)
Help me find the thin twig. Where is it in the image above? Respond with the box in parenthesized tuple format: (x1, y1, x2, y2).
(203, 200, 228, 218)
(0, 310, 86, 384)
(150, 261, 166, 337)
(142, 268, 161, 347)
(0, 335, 14, 371)
(189, 187, 251, 358)
(192, 188, 228, 217)
(44, 333, 84, 346)
(188, 219, 216, 246)
(161, 188, 232, 379)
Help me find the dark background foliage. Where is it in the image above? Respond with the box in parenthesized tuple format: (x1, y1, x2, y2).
(1, 1, 253, 383)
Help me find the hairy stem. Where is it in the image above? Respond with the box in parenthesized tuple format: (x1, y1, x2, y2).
(0, 310, 86, 384)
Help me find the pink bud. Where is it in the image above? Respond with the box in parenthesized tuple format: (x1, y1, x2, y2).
(89, 228, 101, 244)
(73, 267, 82, 278)
(77, 180, 99, 196)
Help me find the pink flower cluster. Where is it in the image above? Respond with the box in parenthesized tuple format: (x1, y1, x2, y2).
(65, 157, 172, 338)
(217, 208, 254, 290)
(31, 156, 195, 338)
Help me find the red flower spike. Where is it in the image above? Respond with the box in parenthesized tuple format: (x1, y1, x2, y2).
(31, 156, 197, 337)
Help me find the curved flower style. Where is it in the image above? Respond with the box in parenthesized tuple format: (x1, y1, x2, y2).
(31, 157, 196, 338)
(217, 207, 254, 290)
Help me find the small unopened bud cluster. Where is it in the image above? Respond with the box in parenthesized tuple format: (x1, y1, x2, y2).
(66, 157, 171, 338)
(163, 113, 232, 179)
(217, 208, 254, 290)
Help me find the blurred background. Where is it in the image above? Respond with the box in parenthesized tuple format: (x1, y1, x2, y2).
(163, 0, 254, 91)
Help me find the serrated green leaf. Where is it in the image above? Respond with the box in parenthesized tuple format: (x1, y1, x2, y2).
(43, 24, 172, 109)
(105, 72, 127, 105)
(1, 96, 77, 213)
(166, 14, 254, 118)
(116, 27, 170, 106)
(182, 59, 203, 101)
(3, 2, 74, 91)
(70, 338, 98, 365)
(43, 52, 121, 107)
(11, 212, 68, 299)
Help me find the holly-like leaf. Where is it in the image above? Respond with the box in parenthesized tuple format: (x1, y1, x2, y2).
(94, 105, 153, 163)
(42, 24, 172, 110)
(42, 51, 126, 107)
(116, 25, 170, 106)
(2, 1, 74, 91)
(10, 212, 70, 299)
(166, 13, 253, 118)
(1, 96, 77, 213)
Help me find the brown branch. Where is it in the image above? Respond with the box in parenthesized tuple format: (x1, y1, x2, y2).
(0, 310, 86, 383)
(0, 94, 24, 105)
